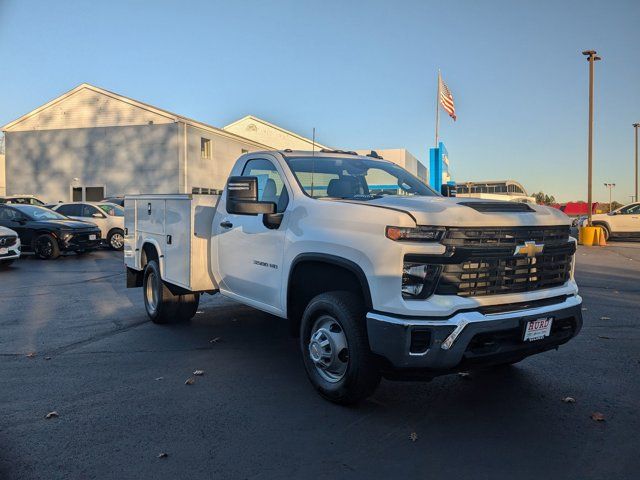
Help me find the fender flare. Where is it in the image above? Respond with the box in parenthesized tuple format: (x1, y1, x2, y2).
(288, 253, 373, 310)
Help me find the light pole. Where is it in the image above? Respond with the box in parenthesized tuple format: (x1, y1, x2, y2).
(633, 123, 639, 203)
(604, 183, 616, 212)
(582, 50, 601, 226)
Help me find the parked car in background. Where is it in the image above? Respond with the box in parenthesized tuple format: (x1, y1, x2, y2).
(102, 196, 124, 207)
(51, 202, 125, 250)
(581, 202, 640, 240)
(0, 204, 101, 259)
(0, 195, 45, 206)
(0, 226, 21, 267)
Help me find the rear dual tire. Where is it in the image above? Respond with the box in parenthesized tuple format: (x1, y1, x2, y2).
(143, 260, 199, 324)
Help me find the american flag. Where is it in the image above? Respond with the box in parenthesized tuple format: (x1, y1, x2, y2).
(439, 76, 457, 121)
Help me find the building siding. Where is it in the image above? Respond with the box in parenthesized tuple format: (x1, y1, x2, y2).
(5, 123, 180, 202)
(0, 154, 5, 196)
(224, 116, 325, 151)
(185, 123, 264, 192)
(7, 88, 174, 132)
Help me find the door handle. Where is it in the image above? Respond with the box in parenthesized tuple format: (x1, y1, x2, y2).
(220, 221, 233, 229)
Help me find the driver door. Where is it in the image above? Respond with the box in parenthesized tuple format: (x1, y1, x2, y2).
(216, 158, 289, 313)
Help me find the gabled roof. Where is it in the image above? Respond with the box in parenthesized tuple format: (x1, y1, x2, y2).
(223, 114, 329, 149)
(1, 83, 271, 148)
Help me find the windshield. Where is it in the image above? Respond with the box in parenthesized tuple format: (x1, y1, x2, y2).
(14, 205, 68, 220)
(99, 204, 124, 217)
(286, 156, 437, 200)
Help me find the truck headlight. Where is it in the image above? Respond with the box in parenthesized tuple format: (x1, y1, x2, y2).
(402, 262, 442, 299)
(386, 226, 445, 242)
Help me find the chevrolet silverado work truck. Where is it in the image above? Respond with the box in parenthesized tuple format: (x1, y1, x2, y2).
(124, 150, 582, 404)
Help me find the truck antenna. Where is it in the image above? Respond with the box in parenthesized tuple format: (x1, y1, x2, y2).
(311, 127, 316, 196)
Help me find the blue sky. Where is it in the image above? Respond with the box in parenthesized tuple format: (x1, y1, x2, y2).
(1, 0, 638, 202)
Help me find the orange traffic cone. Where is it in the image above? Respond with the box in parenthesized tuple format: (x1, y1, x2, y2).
(597, 227, 607, 246)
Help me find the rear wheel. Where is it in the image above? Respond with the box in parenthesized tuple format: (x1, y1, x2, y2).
(34, 234, 60, 260)
(143, 260, 199, 323)
(107, 229, 124, 251)
(300, 291, 380, 405)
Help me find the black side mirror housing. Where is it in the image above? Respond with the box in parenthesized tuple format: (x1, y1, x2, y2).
(226, 176, 276, 215)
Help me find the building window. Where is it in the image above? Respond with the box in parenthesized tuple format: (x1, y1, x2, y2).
(201, 138, 211, 159)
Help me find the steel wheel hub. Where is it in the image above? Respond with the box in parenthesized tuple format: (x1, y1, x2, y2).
(146, 271, 158, 314)
(308, 315, 349, 383)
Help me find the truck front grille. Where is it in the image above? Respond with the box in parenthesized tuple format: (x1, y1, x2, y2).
(436, 249, 573, 297)
(443, 226, 570, 248)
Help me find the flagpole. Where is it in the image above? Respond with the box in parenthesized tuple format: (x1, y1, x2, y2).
(435, 70, 440, 148)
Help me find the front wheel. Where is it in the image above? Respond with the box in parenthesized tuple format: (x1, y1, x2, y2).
(300, 291, 381, 405)
(34, 234, 60, 259)
(107, 229, 124, 251)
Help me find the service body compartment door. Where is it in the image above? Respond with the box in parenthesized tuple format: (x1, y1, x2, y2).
(136, 199, 165, 235)
(163, 199, 191, 288)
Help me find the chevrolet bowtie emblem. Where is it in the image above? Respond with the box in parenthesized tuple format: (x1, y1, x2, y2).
(514, 241, 544, 258)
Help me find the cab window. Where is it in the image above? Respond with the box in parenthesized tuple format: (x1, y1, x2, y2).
(241, 159, 289, 213)
(81, 204, 103, 217)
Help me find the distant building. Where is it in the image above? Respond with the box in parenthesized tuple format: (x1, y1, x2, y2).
(0, 154, 5, 196)
(2, 83, 427, 202)
(456, 180, 535, 203)
(226, 119, 428, 182)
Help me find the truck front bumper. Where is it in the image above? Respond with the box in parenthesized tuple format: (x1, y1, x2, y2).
(366, 295, 582, 375)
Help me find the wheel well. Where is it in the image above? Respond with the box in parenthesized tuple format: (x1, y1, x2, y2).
(141, 242, 159, 268)
(107, 227, 124, 238)
(287, 257, 372, 337)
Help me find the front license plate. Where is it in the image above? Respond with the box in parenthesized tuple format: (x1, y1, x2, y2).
(0, 248, 7, 255)
(89, 234, 97, 240)
(523, 317, 553, 342)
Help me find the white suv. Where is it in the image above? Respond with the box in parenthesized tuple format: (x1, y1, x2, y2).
(588, 202, 640, 240)
(0, 226, 21, 267)
(52, 202, 125, 250)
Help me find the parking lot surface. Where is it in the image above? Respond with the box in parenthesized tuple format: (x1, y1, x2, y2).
(1, 244, 639, 479)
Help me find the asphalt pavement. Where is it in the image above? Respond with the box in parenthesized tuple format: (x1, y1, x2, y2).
(0, 244, 639, 479)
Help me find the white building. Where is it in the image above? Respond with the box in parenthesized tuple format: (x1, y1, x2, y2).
(2, 84, 427, 202)
(456, 180, 535, 203)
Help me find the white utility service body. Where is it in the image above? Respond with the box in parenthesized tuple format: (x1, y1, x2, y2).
(125, 150, 583, 404)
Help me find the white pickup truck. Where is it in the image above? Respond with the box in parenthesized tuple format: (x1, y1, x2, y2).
(125, 149, 582, 404)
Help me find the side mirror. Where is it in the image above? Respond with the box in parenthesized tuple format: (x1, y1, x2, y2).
(441, 184, 457, 197)
(226, 176, 276, 215)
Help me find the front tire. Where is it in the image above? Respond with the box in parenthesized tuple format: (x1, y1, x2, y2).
(34, 234, 60, 260)
(143, 260, 199, 324)
(107, 229, 124, 251)
(0, 260, 15, 268)
(300, 291, 381, 405)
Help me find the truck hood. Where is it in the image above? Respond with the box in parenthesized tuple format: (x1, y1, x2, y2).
(363, 196, 570, 227)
